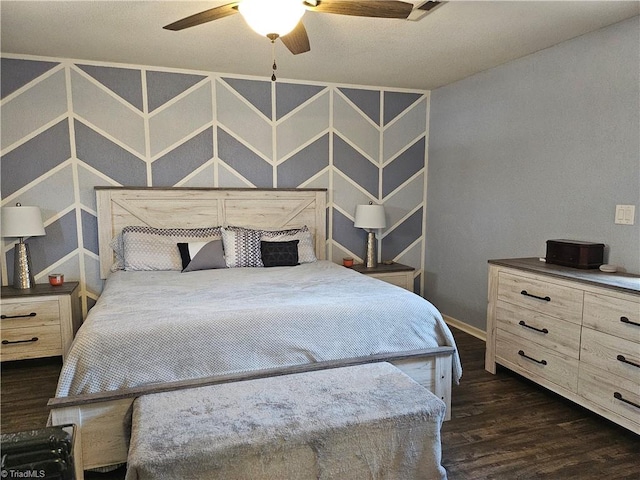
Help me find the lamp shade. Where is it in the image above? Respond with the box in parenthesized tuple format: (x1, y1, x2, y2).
(1, 205, 45, 238)
(354, 204, 386, 229)
(238, 0, 305, 37)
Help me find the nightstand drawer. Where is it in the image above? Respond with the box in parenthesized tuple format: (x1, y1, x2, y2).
(496, 301, 581, 359)
(498, 272, 583, 324)
(367, 272, 413, 291)
(350, 263, 415, 292)
(1, 324, 63, 361)
(1, 282, 81, 362)
(1, 299, 61, 329)
(583, 292, 640, 341)
(496, 329, 579, 392)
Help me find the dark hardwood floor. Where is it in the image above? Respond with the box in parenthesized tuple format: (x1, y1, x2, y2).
(2, 327, 638, 479)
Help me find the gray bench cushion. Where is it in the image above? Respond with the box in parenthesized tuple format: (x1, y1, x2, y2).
(126, 362, 447, 480)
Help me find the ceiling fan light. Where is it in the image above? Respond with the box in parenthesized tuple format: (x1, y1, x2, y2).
(238, 0, 305, 38)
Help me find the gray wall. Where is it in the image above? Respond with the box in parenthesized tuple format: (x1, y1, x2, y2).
(426, 16, 640, 331)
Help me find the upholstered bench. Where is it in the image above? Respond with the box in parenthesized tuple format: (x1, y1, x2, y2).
(125, 362, 448, 480)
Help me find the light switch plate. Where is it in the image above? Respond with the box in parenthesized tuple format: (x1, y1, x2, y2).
(615, 205, 635, 225)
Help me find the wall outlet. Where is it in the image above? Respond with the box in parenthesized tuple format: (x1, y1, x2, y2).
(614, 205, 635, 225)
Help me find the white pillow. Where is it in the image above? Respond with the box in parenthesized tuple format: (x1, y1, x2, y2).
(109, 233, 125, 272)
(121, 226, 221, 271)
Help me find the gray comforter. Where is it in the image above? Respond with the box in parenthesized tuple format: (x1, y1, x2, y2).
(56, 261, 461, 397)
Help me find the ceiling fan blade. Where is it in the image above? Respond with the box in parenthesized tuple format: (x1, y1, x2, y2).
(407, 1, 445, 21)
(418, 1, 445, 13)
(164, 3, 239, 31)
(310, 0, 413, 19)
(280, 22, 311, 55)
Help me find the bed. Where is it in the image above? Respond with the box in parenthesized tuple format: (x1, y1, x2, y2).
(48, 187, 461, 471)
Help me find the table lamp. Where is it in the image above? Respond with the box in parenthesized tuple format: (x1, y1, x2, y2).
(1, 203, 45, 289)
(354, 202, 386, 268)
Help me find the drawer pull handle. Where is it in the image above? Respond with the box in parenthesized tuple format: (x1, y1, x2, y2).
(2, 337, 38, 345)
(616, 354, 640, 369)
(518, 350, 547, 365)
(518, 320, 549, 334)
(1, 312, 36, 320)
(613, 392, 640, 410)
(620, 316, 640, 327)
(520, 290, 551, 302)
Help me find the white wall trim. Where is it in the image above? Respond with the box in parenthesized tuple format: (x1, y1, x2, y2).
(443, 314, 486, 342)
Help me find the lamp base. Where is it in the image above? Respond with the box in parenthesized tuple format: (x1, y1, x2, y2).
(13, 241, 36, 289)
(364, 231, 377, 268)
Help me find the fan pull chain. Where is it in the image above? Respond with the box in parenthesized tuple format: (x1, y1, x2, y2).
(271, 39, 277, 82)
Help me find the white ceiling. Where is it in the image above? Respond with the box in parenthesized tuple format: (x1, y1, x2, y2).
(1, 1, 638, 91)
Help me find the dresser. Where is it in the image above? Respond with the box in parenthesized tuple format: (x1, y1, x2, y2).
(1, 282, 81, 362)
(350, 262, 415, 292)
(485, 258, 639, 434)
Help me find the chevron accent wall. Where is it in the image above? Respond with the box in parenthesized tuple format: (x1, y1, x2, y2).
(1, 56, 429, 316)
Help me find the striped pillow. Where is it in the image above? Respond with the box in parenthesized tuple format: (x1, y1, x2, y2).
(221, 227, 263, 268)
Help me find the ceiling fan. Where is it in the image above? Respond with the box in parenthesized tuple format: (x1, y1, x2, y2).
(163, 0, 443, 56)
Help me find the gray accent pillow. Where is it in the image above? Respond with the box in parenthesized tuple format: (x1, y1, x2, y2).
(178, 240, 226, 272)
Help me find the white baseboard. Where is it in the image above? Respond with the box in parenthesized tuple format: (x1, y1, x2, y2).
(443, 315, 486, 342)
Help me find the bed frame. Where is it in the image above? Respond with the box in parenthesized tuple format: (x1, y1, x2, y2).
(48, 187, 454, 473)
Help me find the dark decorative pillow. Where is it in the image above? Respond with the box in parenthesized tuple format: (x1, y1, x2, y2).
(260, 240, 299, 267)
(260, 225, 316, 263)
(177, 240, 226, 272)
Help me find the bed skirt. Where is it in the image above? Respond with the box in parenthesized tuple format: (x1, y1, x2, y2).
(125, 362, 448, 480)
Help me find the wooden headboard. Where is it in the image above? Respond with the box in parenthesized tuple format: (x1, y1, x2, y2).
(96, 187, 328, 279)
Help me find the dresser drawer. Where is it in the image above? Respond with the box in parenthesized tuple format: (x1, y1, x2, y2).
(578, 363, 640, 428)
(580, 327, 640, 382)
(498, 272, 583, 324)
(496, 329, 579, 392)
(583, 293, 640, 341)
(1, 299, 61, 329)
(496, 301, 581, 358)
(1, 324, 63, 361)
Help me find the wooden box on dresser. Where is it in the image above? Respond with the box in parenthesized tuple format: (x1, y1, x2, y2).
(1, 282, 81, 362)
(485, 258, 640, 434)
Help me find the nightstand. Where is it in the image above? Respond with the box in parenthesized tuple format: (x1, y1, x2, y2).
(350, 263, 415, 292)
(1, 282, 81, 362)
